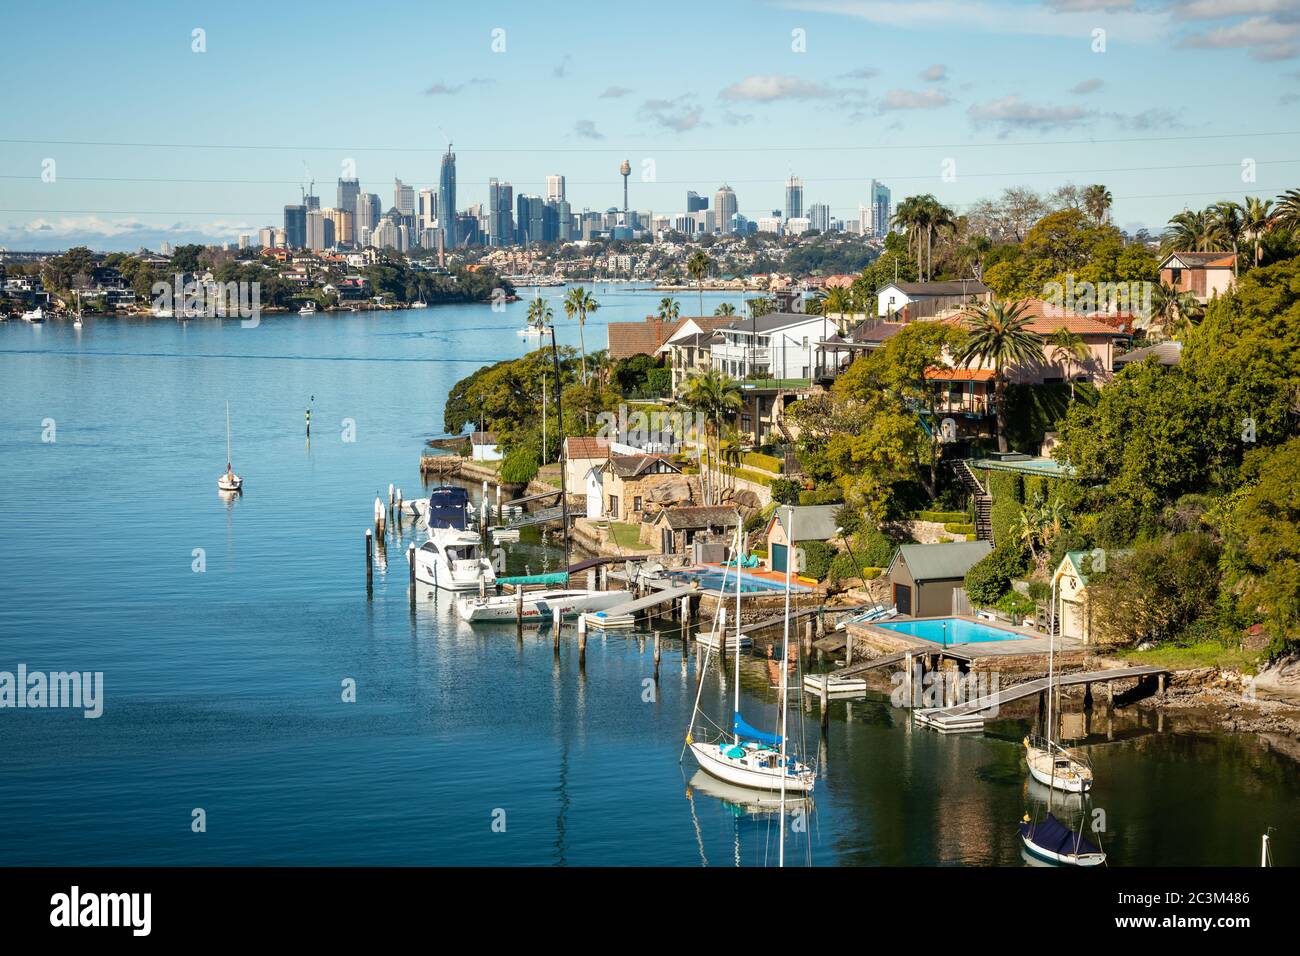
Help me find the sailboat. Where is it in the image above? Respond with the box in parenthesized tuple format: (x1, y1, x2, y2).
(687, 517, 816, 796)
(1023, 567, 1093, 793)
(217, 402, 243, 493)
(1019, 813, 1106, 867)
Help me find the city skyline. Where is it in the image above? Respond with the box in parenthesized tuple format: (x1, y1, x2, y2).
(3, 0, 1298, 250)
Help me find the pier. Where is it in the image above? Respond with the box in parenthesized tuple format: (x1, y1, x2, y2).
(582, 583, 699, 629)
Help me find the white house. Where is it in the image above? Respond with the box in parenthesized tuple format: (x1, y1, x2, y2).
(470, 431, 503, 462)
(584, 465, 605, 519)
(709, 312, 836, 381)
(562, 436, 610, 496)
(876, 280, 991, 320)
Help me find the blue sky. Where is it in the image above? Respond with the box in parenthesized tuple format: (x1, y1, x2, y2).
(3, 0, 1298, 250)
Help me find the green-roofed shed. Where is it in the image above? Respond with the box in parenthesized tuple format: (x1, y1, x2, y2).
(885, 540, 992, 617)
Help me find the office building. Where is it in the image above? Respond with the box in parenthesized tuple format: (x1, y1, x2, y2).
(283, 204, 307, 249)
(439, 146, 457, 250)
(686, 190, 708, 212)
(418, 189, 437, 231)
(545, 174, 565, 203)
(489, 178, 514, 247)
(355, 193, 381, 244)
(337, 177, 360, 234)
(714, 184, 737, 233)
(808, 202, 831, 233)
(324, 207, 353, 246)
(784, 176, 803, 221)
(394, 179, 415, 218)
(869, 180, 891, 237)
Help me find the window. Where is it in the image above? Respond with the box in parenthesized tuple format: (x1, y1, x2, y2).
(633, 496, 642, 512)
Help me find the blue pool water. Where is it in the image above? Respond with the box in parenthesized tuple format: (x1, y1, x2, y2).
(670, 568, 812, 593)
(873, 617, 1024, 644)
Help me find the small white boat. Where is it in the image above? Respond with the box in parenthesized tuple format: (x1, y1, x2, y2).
(1025, 735, 1093, 793)
(1019, 813, 1106, 867)
(694, 630, 752, 651)
(411, 299, 427, 309)
(21, 306, 44, 323)
(299, 302, 317, 315)
(835, 605, 897, 631)
(516, 325, 545, 337)
(217, 402, 243, 493)
(457, 588, 630, 623)
(688, 740, 815, 793)
(415, 527, 496, 590)
(803, 673, 868, 696)
(686, 770, 814, 816)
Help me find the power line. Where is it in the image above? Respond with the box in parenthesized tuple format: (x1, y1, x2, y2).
(3, 130, 1300, 153)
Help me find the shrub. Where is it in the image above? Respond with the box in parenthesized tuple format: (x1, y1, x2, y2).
(994, 590, 1037, 623)
(499, 448, 540, 484)
(912, 510, 968, 524)
(797, 540, 836, 580)
(829, 551, 883, 583)
(943, 522, 976, 535)
(742, 451, 784, 474)
(964, 544, 1029, 607)
(834, 503, 864, 537)
(855, 525, 902, 568)
(770, 478, 801, 505)
(799, 484, 843, 505)
(986, 471, 1024, 547)
(645, 367, 672, 395)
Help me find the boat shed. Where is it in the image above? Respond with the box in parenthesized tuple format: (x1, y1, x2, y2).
(886, 540, 992, 618)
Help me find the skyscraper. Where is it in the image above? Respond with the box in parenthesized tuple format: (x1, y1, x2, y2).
(714, 185, 737, 234)
(439, 146, 457, 250)
(418, 189, 437, 229)
(394, 179, 415, 217)
(545, 174, 566, 203)
(808, 202, 831, 233)
(336, 178, 360, 244)
(488, 178, 514, 247)
(784, 176, 803, 221)
(869, 180, 891, 237)
(686, 191, 708, 212)
(355, 193, 381, 244)
(283, 204, 307, 249)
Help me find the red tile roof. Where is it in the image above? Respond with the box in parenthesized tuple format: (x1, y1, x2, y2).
(946, 298, 1125, 336)
(607, 318, 673, 360)
(563, 436, 610, 460)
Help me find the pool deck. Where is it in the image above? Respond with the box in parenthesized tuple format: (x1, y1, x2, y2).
(848, 614, 1085, 661)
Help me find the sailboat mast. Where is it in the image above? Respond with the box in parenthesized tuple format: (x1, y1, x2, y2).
(1047, 573, 1057, 751)
(779, 505, 794, 867)
(733, 522, 743, 745)
(225, 401, 232, 470)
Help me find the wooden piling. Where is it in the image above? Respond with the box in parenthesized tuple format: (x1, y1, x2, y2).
(1084, 683, 1093, 710)
(654, 630, 662, 682)
(407, 542, 415, 609)
(553, 605, 562, 653)
(578, 614, 587, 669)
(515, 586, 524, 642)
(365, 529, 373, 593)
(821, 687, 829, 732)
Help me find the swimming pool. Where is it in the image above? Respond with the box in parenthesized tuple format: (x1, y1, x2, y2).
(873, 617, 1024, 644)
(669, 568, 812, 593)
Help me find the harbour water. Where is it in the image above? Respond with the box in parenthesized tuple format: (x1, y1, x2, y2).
(1, 289, 1297, 866)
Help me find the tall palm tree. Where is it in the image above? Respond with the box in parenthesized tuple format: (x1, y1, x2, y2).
(921, 197, 956, 280)
(953, 300, 1044, 452)
(820, 285, 854, 332)
(1272, 187, 1300, 232)
(657, 297, 680, 321)
(1213, 201, 1245, 277)
(1242, 196, 1274, 268)
(1047, 327, 1089, 401)
(1083, 184, 1112, 226)
(562, 286, 598, 382)
(1161, 208, 1227, 253)
(891, 195, 930, 280)
(676, 368, 743, 505)
(714, 302, 737, 316)
(1142, 282, 1200, 342)
(526, 295, 553, 331)
(687, 250, 712, 319)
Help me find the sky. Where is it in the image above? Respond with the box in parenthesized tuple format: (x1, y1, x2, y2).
(2, 0, 1299, 250)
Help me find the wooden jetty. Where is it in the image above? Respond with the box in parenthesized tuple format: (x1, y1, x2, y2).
(914, 665, 1170, 734)
(582, 583, 698, 629)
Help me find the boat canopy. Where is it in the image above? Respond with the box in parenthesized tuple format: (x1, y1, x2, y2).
(734, 711, 782, 747)
(427, 487, 470, 530)
(1020, 813, 1101, 856)
(497, 572, 569, 586)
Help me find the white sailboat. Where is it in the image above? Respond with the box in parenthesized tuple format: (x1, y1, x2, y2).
(456, 588, 629, 623)
(1024, 568, 1093, 793)
(217, 402, 243, 493)
(687, 518, 816, 798)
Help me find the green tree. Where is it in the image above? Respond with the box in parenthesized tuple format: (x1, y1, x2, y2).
(677, 368, 743, 505)
(952, 299, 1044, 452)
(657, 297, 680, 321)
(1231, 438, 1300, 653)
(687, 250, 712, 319)
(562, 286, 598, 383)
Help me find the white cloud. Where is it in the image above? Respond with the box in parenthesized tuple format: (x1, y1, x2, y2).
(920, 63, 948, 81)
(1172, 0, 1299, 19)
(719, 74, 835, 101)
(1070, 78, 1104, 94)
(968, 94, 1091, 130)
(599, 86, 632, 98)
(880, 88, 952, 110)
(573, 119, 605, 140)
(638, 96, 704, 131)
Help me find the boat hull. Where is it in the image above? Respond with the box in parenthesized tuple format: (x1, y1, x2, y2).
(689, 742, 815, 793)
(1020, 833, 1106, 867)
(1026, 744, 1093, 793)
(457, 589, 630, 623)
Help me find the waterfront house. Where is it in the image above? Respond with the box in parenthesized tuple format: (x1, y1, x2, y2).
(562, 436, 611, 497)
(1158, 251, 1235, 303)
(886, 540, 992, 617)
(599, 455, 684, 522)
(877, 280, 991, 320)
(642, 505, 739, 555)
(470, 431, 503, 462)
(606, 314, 727, 362)
(1055, 551, 1096, 644)
(763, 504, 840, 573)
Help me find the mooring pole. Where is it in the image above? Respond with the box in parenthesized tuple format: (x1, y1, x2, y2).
(578, 614, 587, 669)
(365, 529, 373, 595)
(407, 542, 415, 610)
(553, 605, 562, 654)
(515, 586, 524, 642)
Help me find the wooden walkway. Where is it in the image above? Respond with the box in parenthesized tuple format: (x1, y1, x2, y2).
(582, 584, 699, 629)
(914, 665, 1169, 734)
(500, 504, 567, 529)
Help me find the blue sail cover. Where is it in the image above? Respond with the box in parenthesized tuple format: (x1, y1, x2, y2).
(1020, 813, 1101, 857)
(426, 487, 470, 530)
(734, 711, 782, 747)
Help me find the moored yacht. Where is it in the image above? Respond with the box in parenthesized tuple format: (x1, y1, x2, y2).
(414, 486, 495, 590)
(456, 588, 629, 623)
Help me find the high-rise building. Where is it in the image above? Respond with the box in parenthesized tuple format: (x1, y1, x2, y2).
(336, 178, 360, 236)
(488, 178, 514, 247)
(713, 185, 737, 234)
(258, 226, 277, 248)
(394, 179, 415, 217)
(784, 176, 803, 221)
(306, 208, 333, 251)
(545, 174, 566, 203)
(418, 189, 437, 231)
(808, 202, 831, 233)
(324, 207, 354, 246)
(869, 180, 891, 237)
(686, 190, 708, 212)
(554, 199, 571, 241)
(439, 146, 457, 250)
(283, 204, 307, 249)
(355, 193, 381, 244)
(304, 190, 320, 211)
(787, 216, 812, 236)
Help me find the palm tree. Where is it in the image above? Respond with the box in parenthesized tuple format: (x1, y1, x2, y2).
(526, 295, 553, 331)
(657, 297, 680, 321)
(677, 368, 743, 505)
(891, 195, 930, 280)
(687, 250, 712, 319)
(1242, 196, 1274, 268)
(1047, 327, 1089, 401)
(921, 197, 956, 280)
(820, 285, 854, 332)
(1142, 281, 1200, 342)
(714, 302, 737, 316)
(953, 299, 1044, 452)
(1272, 188, 1300, 232)
(1161, 208, 1227, 253)
(1213, 200, 1245, 277)
(562, 286, 598, 382)
(1083, 184, 1112, 226)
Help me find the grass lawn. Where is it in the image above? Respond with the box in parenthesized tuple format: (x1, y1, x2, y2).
(609, 522, 653, 551)
(1113, 642, 1265, 674)
(536, 463, 562, 486)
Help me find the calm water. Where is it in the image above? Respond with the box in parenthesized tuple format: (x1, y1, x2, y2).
(1, 288, 1297, 867)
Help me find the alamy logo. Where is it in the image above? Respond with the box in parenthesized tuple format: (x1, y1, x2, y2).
(595, 405, 706, 453)
(0, 664, 103, 718)
(50, 886, 151, 936)
(152, 274, 261, 326)
(1042, 275, 1152, 319)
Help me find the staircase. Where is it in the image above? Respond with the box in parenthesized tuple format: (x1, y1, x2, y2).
(955, 460, 993, 544)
